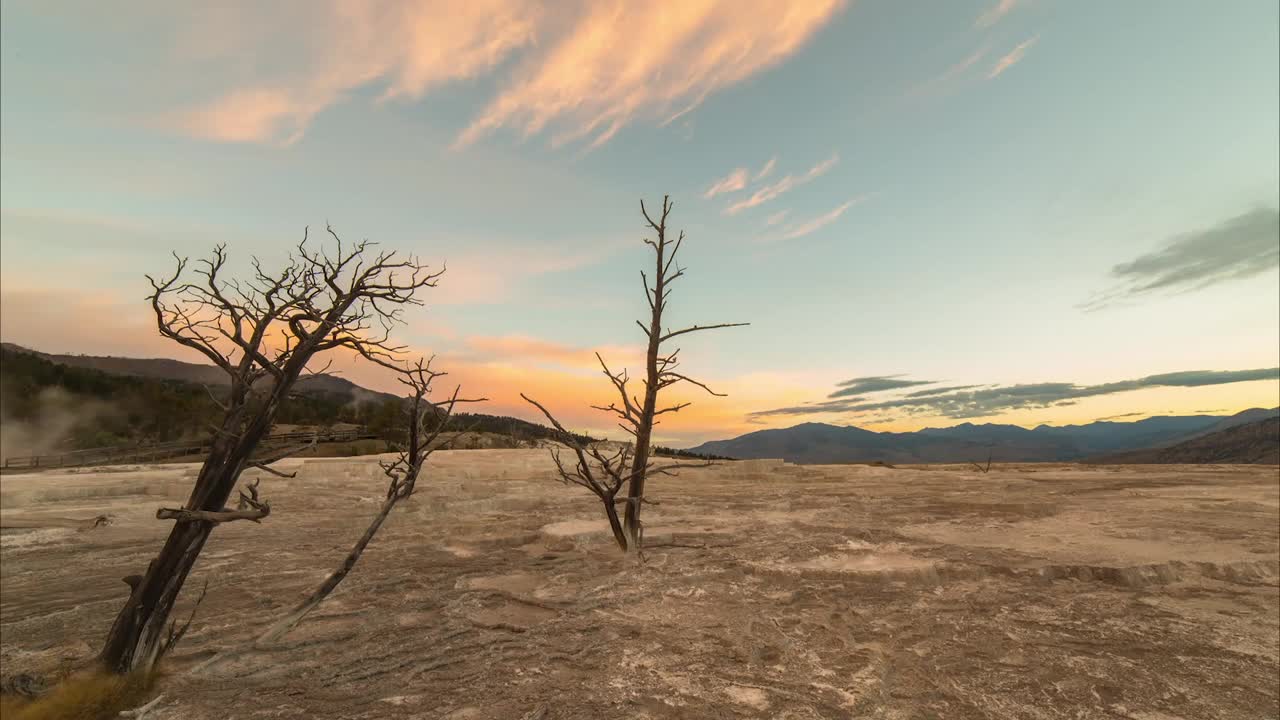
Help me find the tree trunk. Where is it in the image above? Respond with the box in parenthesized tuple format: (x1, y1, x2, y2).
(623, 236, 665, 551)
(100, 402, 275, 674)
(99, 519, 214, 674)
(603, 498, 628, 551)
(253, 493, 398, 646)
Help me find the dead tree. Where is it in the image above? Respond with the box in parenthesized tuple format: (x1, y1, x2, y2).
(252, 358, 476, 644)
(523, 196, 746, 552)
(521, 394, 633, 550)
(969, 445, 994, 473)
(99, 228, 442, 675)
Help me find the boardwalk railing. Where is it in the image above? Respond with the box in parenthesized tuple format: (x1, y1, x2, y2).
(1, 429, 378, 471)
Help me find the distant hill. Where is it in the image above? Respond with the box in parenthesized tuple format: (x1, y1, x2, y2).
(0, 343, 591, 458)
(0, 343, 398, 402)
(1166, 407, 1280, 442)
(1089, 417, 1279, 465)
(688, 410, 1280, 465)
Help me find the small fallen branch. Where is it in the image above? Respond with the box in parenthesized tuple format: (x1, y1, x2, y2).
(119, 694, 165, 719)
(156, 479, 270, 523)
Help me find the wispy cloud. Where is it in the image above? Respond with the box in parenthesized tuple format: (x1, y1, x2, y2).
(751, 368, 1280, 419)
(754, 157, 778, 181)
(457, 0, 848, 148)
(167, 1, 847, 148)
(765, 210, 790, 226)
(975, 0, 1019, 28)
(776, 195, 868, 240)
(909, 45, 990, 99)
(725, 153, 839, 214)
(175, 0, 543, 145)
(1082, 207, 1280, 311)
(1094, 411, 1147, 422)
(704, 168, 750, 198)
(463, 334, 637, 371)
(988, 36, 1038, 79)
(829, 375, 938, 398)
(903, 384, 983, 398)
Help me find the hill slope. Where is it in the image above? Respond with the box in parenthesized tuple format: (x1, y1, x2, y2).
(1088, 417, 1280, 465)
(0, 344, 590, 459)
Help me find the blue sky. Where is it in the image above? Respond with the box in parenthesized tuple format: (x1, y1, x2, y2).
(2, 0, 1277, 444)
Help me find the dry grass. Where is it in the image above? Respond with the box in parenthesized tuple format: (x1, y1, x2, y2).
(1, 670, 157, 720)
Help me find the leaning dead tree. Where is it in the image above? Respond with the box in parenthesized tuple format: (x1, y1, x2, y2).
(523, 196, 746, 552)
(252, 358, 476, 644)
(100, 228, 442, 675)
(192, 358, 478, 672)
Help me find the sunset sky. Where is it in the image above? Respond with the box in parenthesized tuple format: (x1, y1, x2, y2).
(2, 0, 1278, 445)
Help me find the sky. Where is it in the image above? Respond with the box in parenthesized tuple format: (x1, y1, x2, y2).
(1, 0, 1278, 446)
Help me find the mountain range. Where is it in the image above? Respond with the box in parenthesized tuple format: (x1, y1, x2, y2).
(688, 408, 1280, 465)
(1090, 416, 1279, 465)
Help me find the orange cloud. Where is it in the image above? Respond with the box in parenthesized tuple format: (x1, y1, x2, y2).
(0, 281, 804, 444)
(975, 0, 1019, 28)
(173, 0, 544, 144)
(754, 157, 778, 181)
(457, 0, 847, 148)
(765, 210, 790, 226)
(174, 88, 324, 145)
(907, 45, 990, 100)
(430, 238, 628, 306)
(463, 334, 639, 372)
(704, 168, 750, 199)
(988, 36, 1038, 79)
(724, 153, 839, 214)
(166, 1, 846, 148)
(775, 195, 869, 241)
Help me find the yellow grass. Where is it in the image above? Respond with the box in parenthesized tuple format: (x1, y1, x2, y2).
(1, 670, 157, 720)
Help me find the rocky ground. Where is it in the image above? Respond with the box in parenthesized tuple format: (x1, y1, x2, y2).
(1, 451, 1277, 719)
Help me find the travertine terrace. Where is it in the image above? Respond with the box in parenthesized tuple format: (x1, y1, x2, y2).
(2, 451, 1277, 718)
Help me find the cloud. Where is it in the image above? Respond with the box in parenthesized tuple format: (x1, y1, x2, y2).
(750, 368, 1280, 420)
(462, 334, 637, 371)
(704, 168, 750, 198)
(988, 36, 1037, 79)
(165, 1, 846, 148)
(1081, 207, 1280, 311)
(903, 384, 983, 398)
(1094, 411, 1146, 422)
(175, 88, 326, 145)
(765, 210, 790, 226)
(829, 375, 937, 398)
(434, 236, 629, 305)
(776, 195, 868, 240)
(908, 46, 990, 99)
(175, 0, 544, 145)
(975, 0, 1019, 28)
(456, 0, 848, 148)
(725, 153, 839, 214)
(754, 157, 778, 181)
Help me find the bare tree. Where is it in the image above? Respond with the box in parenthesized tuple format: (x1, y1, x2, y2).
(523, 196, 746, 552)
(969, 445, 994, 474)
(192, 359, 479, 673)
(252, 358, 477, 644)
(100, 228, 441, 675)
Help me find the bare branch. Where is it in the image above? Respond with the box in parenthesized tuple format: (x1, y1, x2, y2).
(659, 322, 750, 344)
(248, 462, 296, 478)
(155, 507, 269, 524)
